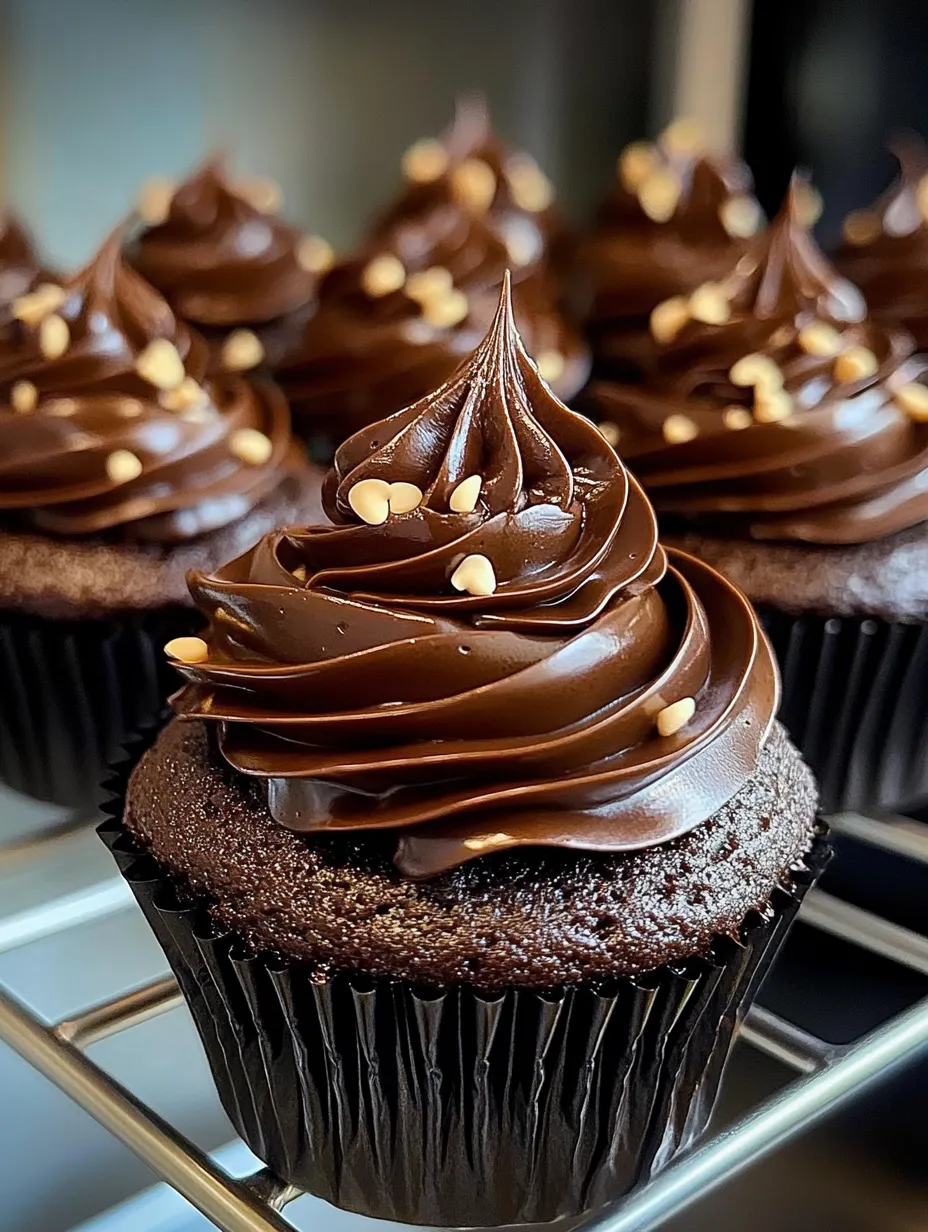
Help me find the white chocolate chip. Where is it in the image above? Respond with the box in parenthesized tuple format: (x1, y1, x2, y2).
(221, 328, 265, 372)
(689, 282, 731, 325)
(361, 254, 406, 298)
(164, 636, 209, 664)
(659, 118, 705, 157)
(834, 346, 879, 384)
(842, 209, 882, 246)
(39, 314, 70, 360)
(388, 481, 423, 514)
(536, 349, 566, 384)
(421, 289, 469, 328)
(348, 477, 391, 525)
(795, 182, 823, 227)
(618, 142, 657, 192)
(137, 176, 176, 226)
(450, 159, 497, 211)
(451, 553, 497, 597)
(895, 382, 928, 421)
(449, 474, 483, 513)
(729, 353, 783, 391)
(105, 449, 143, 484)
(798, 322, 843, 357)
(292, 564, 307, 582)
(402, 138, 449, 183)
(12, 283, 66, 326)
(11, 381, 37, 413)
(722, 407, 752, 430)
(656, 696, 696, 737)
(404, 266, 453, 304)
(235, 175, 282, 214)
(650, 296, 690, 344)
(159, 377, 209, 412)
(662, 414, 698, 444)
(638, 168, 681, 223)
(230, 427, 273, 465)
(136, 338, 185, 390)
(753, 389, 793, 423)
(719, 195, 763, 238)
(598, 421, 621, 447)
(297, 235, 335, 274)
(506, 156, 554, 212)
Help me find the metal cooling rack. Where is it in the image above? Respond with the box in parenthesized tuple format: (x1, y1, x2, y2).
(1, 811, 927, 1232)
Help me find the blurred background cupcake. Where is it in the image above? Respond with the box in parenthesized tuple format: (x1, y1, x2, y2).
(0, 229, 322, 809)
(586, 180, 928, 813)
(275, 97, 589, 457)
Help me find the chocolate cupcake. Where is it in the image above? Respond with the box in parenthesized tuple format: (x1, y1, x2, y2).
(277, 97, 589, 457)
(128, 157, 330, 370)
(836, 134, 928, 350)
(101, 277, 823, 1226)
(582, 118, 767, 379)
(586, 180, 928, 812)
(0, 229, 322, 807)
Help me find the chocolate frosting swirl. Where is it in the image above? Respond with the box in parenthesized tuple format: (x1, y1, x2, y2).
(0, 213, 47, 321)
(836, 135, 928, 350)
(277, 100, 588, 447)
(588, 180, 928, 545)
(129, 158, 318, 332)
(583, 121, 763, 376)
(172, 277, 777, 878)
(0, 230, 300, 543)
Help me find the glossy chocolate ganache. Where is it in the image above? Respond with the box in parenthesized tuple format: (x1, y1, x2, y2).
(0, 213, 48, 322)
(169, 276, 777, 878)
(0, 230, 301, 543)
(589, 179, 928, 545)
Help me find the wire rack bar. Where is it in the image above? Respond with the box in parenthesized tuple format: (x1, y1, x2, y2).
(800, 890, 928, 976)
(737, 1005, 834, 1074)
(56, 976, 182, 1049)
(0, 878, 133, 956)
(829, 810, 928, 862)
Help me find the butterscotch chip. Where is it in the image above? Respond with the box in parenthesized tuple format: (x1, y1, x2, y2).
(795, 182, 823, 226)
(361, 254, 406, 297)
(137, 177, 176, 226)
(39, 314, 70, 360)
(450, 553, 497, 597)
(506, 157, 554, 212)
(834, 346, 879, 383)
(136, 338, 185, 390)
(13, 283, 67, 326)
(659, 118, 705, 157)
(798, 322, 843, 357)
(754, 389, 793, 423)
(842, 209, 882, 246)
(421, 289, 468, 328)
(348, 477, 391, 525)
(405, 266, 453, 304)
(292, 564, 307, 583)
(297, 235, 335, 274)
(164, 636, 209, 664)
(221, 329, 265, 372)
(236, 176, 282, 214)
(894, 382, 928, 421)
(618, 142, 657, 191)
(388, 482, 423, 514)
(450, 159, 497, 211)
(106, 449, 143, 484)
(11, 381, 37, 413)
(650, 296, 690, 343)
(402, 138, 449, 183)
(729, 353, 783, 391)
(449, 474, 482, 513)
(159, 377, 209, 412)
(722, 406, 752, 430)
(638, 168, 681, 222)
(230, 427, 273, 466)
(719, 195, 763, 238)
(689, 282, 731, 325)
(598, 421, 621, 447)
(662, 414, 698, 444)
(656, 696, 696, 737)
(536, 349, 565, 384)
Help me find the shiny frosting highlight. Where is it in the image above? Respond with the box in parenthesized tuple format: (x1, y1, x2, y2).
(0, 231, 298, 543)
(172, 278, 777, 878)
(590, 180, 928, 546)
(277, 98, 589, 444)
(836, 135, 928, 350)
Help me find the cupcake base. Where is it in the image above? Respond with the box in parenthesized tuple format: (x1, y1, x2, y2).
(98, 724, 828, 1227)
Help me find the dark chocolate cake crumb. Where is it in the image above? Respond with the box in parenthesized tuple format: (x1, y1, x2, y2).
(124, 718, 819, 989)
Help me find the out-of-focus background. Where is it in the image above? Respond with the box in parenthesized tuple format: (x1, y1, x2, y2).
(1, 2, 927, 1230)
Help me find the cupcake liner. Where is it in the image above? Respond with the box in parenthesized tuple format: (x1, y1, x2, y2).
(760, 607, 928, 815)
(0, 607, 196, 810)
(98, 728, 828, 1227)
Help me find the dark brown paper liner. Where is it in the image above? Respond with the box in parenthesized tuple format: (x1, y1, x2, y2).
(0, 608, 195, 810)
(98, 730, 828, 1227)
(761, 607, 928, 814)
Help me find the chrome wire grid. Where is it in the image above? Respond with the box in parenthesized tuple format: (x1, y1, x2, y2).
(1, 811, 927, 1232)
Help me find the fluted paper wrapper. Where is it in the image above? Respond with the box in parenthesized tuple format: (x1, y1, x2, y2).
(762, 608, 928, 814)
(98, 730, 828, 1227)
(0, 608, 195, 809)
